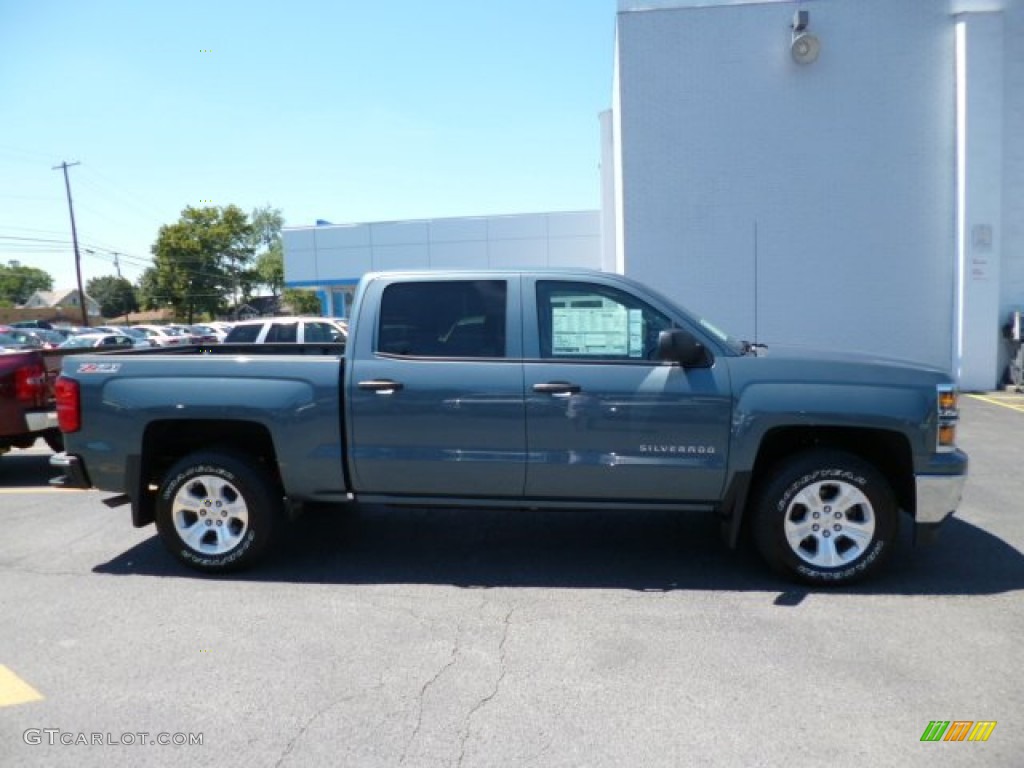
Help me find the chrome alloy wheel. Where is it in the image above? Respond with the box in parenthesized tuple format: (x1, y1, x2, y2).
(171, 475, 250, 555)
(782, 479, 876, 568)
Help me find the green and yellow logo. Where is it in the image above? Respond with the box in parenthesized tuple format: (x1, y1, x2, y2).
(920, 721, 997, 742)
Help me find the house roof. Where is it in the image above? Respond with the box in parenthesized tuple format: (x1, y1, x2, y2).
(25, 288, 97, 307)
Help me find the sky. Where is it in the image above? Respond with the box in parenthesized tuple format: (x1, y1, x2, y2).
(0, 0, 617, 287)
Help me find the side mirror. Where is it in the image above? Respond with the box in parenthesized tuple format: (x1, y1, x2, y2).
(657, 329, 711, 367)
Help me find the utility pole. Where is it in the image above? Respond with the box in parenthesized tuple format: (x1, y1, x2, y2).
(53, 161, 88, 327)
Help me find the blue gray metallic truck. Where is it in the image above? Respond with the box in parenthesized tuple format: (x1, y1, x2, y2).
(51, 270, 968, 584)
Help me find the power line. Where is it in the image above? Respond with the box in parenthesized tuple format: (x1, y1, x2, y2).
(75, 166, 168, 228)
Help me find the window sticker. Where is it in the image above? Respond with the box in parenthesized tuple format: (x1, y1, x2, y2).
(551, 296, 629, 356)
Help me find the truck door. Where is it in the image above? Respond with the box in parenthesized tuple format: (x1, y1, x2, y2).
(347, 277, 526, 497)
(523, 278, 731, 503)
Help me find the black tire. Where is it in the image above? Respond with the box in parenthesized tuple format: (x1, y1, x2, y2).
(155, 451, 281, 573)
(753, 450, 897, 585)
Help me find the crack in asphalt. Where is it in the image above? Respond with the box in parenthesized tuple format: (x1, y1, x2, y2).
(0, 563, 88, 578)
(273, 686, 380, 768)
(456, 606, 514, 768)
(398, 618, 463, 766)
(522, 733, 555, 767)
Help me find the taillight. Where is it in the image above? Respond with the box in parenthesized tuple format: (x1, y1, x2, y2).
(55, 376, 81, 433)
(15, 362, 46, 407)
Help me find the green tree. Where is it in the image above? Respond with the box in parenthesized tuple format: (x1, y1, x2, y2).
(255, 243, 284, 297)
(150, 205, 255, 321)
(136, 267, 161, 311)
(250, 205, 284, 251)
(283, 288, 321, 315)
(86, 275, 139, 318)
(0, 261, 54, 305)
(250, 205, 285, 297)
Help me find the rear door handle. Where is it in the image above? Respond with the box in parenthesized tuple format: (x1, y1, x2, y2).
(358, 379, 404, 393)
(532, 381, 581, 395)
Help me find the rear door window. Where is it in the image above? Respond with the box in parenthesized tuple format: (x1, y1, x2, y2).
(377, 280, 507, 358)
(265, 323, 298, 343)
(226, 324, 261, 342)
(303, 322, 338, 342)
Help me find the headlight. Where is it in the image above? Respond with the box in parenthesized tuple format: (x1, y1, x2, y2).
(936, 384, 958, 452)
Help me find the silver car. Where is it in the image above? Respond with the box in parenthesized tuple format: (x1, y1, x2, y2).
(224, 317, 347, 344)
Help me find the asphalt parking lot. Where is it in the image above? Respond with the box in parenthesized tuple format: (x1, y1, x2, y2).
(0, 395, 1021, 768)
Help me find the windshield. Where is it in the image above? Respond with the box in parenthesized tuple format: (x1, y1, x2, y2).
(628, 278, 747, 355)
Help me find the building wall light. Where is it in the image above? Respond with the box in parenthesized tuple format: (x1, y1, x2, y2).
(791, 10, 821, 65)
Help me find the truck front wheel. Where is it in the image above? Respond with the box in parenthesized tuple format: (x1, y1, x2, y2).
(155, 452, 281, 573)
(753, 451, 897, 585)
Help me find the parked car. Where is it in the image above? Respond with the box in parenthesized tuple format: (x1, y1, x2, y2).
(131, 325, 187, 347)
(16, 329, 65, 349)
(0, 347, 62, 454)
(93, 326, 156, 347)
(0, 332, 35, 351)
(8, 320, 54, 330)
(186, 324, 224, 343)
(48, 327, 76, 342)
(224, 317, 347, 344)
(58, 333, 141, 350)
(4, 326, 71, 349)
(163, 324, 202, 344)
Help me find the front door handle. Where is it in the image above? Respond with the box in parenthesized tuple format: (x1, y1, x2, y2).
(358, 379, 404, 393)
(532, 381, 581, 395)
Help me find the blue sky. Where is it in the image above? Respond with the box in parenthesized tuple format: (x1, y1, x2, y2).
(0, 1, 616, 285)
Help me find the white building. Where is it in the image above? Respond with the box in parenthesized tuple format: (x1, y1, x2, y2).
(608, 0, 1023, 390)
(283, 211, 602, 317)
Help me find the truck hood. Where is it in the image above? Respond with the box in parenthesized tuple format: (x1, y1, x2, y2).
(725, 344, 954, 389)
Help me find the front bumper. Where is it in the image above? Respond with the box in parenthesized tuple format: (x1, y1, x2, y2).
(915, 473, 967, 525)
(914, 470, 967, 544)
(49, 452, 91, 489)
(914, 446, 968, 526)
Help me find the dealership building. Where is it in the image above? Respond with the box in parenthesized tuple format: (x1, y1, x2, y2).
(284, 0, 1023, 390)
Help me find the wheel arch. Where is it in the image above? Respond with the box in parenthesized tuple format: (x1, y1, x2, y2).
(725, 426, 914, 547)
(131, 419, 282, 527)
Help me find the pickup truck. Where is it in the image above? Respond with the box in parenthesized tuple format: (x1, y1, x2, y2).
(1, 348, 63, 456)
(51, 270, 968, 584)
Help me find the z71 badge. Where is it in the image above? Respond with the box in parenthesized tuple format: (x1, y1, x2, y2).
(77, 363, 122, 374)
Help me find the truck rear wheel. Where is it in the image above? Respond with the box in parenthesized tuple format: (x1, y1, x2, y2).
(155, 452, 281, 573)
(753, 451, 897, 585)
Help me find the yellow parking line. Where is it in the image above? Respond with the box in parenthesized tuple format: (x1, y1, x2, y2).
(0, 665, 44, 708)
(967, 394, 1024, 413)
